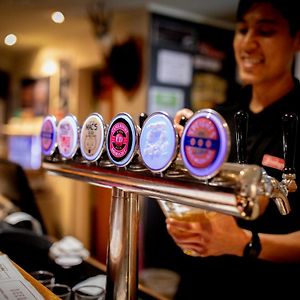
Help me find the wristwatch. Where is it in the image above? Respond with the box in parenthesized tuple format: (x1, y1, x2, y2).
(243, 231, 262, 258)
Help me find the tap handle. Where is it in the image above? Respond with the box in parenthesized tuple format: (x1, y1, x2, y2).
(179, 116, 187, 127)
(234, 110, 248, 164)
(139, 112, 148, 128)
(282, 112, 298, 174)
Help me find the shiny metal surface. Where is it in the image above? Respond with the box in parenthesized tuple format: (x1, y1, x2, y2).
(106, 188, 138, 300)
(43, 161, 254, 218)
(43, 160, 295, 300)
(43, 160, 294, 219)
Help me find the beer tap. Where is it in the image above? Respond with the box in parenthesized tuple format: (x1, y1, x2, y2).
(264, 112, 298, 215)
(234, 110, 248, 164)
(233, 111, 298, 216)
(139, 112, 148, 128)
(128, 112, 148, 171)
(281, 112, 298, 192)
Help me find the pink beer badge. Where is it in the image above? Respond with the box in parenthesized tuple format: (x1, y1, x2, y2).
(180, 109, 230, 179)
(57, 114, 79, 159)
(106, 113, 137, 167)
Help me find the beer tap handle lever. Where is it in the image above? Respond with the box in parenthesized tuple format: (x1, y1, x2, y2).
(179, 116, 187, 127)
(266, 112, 298, 215)
(139, 112, 148, 129)
(282, 112, 298, 192)
(234, 110, 248, 164)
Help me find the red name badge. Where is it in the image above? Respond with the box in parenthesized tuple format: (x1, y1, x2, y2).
(262, 154, 285, 171)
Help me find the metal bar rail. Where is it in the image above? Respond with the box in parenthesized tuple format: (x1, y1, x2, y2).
(42, 160, 262, 300)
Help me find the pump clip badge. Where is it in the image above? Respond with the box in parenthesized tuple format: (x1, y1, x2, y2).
(107, 113, 136, 167)
(181, 109, 230, 179)
(41, 116, 56, 156)
(110, 121, 129, 158)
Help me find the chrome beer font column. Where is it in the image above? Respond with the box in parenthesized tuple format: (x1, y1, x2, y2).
(105, 188, 138, 300)
(57, 114, 81, 161)
(80, 112, 113, 167)
(40, 115, 58, 161)
(41, 110, 299, 300)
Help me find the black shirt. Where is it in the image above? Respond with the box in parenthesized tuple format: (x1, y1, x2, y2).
(174, 80, 300, 299)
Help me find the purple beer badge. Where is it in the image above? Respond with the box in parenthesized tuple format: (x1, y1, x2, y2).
(180, 109, 230, 179)
(106, 113, 138, 167)
(57, 114, 80, 159)
(40, 115, 57, 156)
(80, 113, 105, 162)
(140, 112, 178, 173)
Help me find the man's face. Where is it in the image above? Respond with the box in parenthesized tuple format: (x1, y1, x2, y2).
(233, 3, 299, 86)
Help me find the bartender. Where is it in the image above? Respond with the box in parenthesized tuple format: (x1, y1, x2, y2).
(166, 0, 300, 297)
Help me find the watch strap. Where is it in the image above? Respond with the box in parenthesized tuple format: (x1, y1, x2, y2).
(243, 230, 262, 259)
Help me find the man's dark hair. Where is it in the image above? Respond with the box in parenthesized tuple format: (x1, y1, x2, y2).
(236, 0, 300, 36)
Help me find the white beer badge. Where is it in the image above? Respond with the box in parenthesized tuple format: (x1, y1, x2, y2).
(80, 113, 105, 162)
(140, 112, 178, 173)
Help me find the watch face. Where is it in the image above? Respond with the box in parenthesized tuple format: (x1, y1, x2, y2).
(40, 115, 57, 156)
(106, 113, 137, 167)
(57, 114, 79, 159)
(80, 113, 105, 161)
(140, 112, 178, 172)
(180, 109, 230, 179)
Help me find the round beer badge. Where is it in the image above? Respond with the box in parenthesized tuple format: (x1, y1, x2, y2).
(106, 113, 137, 167)
(180, 109, 230, 179)
(140, 112, 178, 173)
(80, 113, 105, 162)
(57, 114, 80, 159)
(40, 115, 57, 156)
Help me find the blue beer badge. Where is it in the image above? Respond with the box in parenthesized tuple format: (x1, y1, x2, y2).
(80, 113, 105, 162)
(180, 109, 230, 179)
(57, 114, 80, 159)
(140, 112, 178, 173)
(40, 115, 57, 156)
(106, 113, 138, 167)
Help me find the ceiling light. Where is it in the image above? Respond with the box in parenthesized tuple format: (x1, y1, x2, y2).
(4, 34, 17, 46)
(42, 60, 58, 76)
(51, 11, 65, 24)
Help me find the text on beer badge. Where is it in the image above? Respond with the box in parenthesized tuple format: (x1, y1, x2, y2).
(183, 117, 220, 168)
(41, 119, 55, 152)
(109, 122, 130, 158)
(81, 115, 104, 160)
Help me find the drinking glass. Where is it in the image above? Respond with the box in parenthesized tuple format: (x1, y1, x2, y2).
(158, 200, 216, 256)
(46, 283, 72, 300)
(30, 270, 55, 286)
